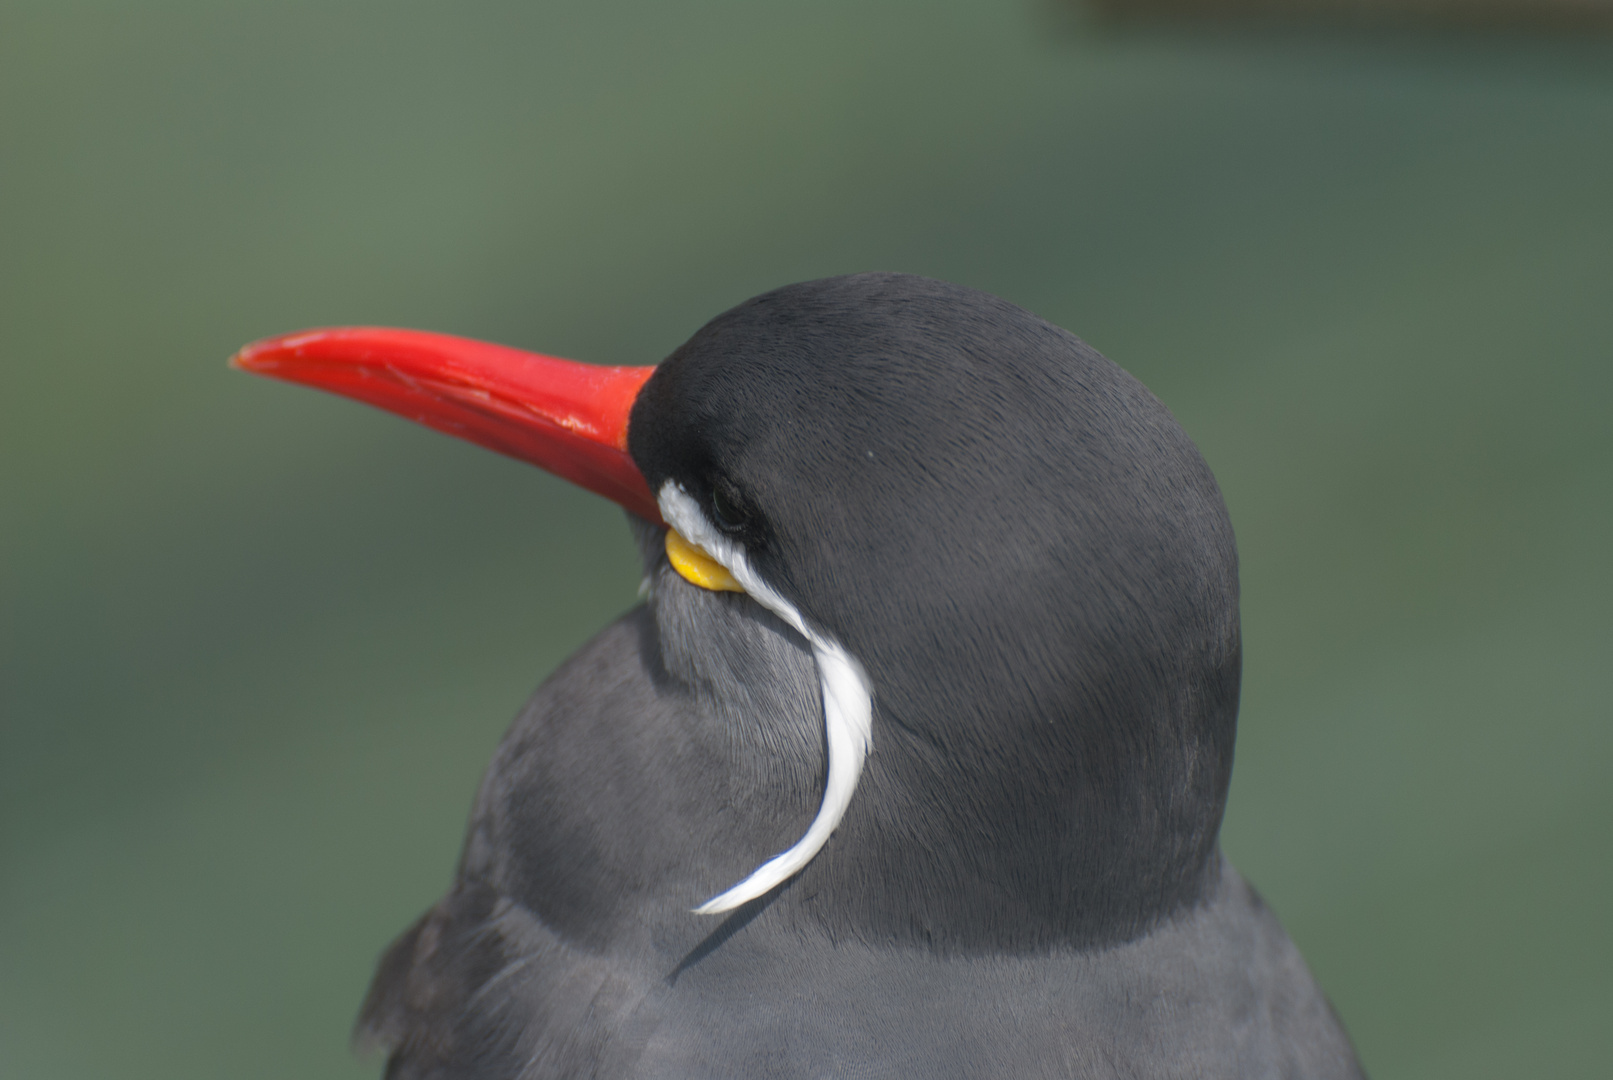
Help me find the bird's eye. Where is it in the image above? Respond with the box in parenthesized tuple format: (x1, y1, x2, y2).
(710, 484, 745, 532)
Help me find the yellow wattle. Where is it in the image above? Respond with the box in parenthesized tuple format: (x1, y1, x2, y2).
(665, 528, 744, 593)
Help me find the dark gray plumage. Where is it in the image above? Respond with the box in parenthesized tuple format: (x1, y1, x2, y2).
(357, 274, 1364, 1078)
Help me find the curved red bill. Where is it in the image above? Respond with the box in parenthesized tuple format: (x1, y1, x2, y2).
(233, 327, 662, 523)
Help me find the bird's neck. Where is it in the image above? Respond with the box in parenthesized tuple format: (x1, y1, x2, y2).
(784, 651, 1241, 953)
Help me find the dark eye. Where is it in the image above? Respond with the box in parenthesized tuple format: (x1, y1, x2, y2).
(710, 484, 745, 532)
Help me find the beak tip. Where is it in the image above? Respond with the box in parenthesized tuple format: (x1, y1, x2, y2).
(232, 329, 334, 374)
(230, 340, 276, 374)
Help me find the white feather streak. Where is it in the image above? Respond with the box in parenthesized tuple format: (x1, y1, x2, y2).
(657, 483, 873, 915)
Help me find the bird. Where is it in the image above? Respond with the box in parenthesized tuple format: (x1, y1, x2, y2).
(234, 273, 1364, 1079)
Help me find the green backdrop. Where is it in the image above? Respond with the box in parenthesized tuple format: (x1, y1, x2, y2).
(3, 2, 1609, 1077)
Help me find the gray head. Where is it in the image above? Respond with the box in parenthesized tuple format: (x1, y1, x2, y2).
(235, 273, 1242, 954)
(628, 273, 1241, 951)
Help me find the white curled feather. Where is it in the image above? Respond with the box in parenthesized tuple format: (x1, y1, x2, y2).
(657, 482, 873, 915)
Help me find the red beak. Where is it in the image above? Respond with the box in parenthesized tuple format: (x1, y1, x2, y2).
(232, 327, 662, 524)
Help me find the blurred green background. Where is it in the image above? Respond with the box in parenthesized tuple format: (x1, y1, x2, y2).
(2, 2, 1609, 1077)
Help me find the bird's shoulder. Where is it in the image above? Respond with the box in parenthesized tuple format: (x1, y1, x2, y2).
(358, 858, 1362, 1079)
(641, 859, 1363, 1080)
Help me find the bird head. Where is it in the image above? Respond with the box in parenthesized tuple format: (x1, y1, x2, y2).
(235, 273, 1240, 950)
